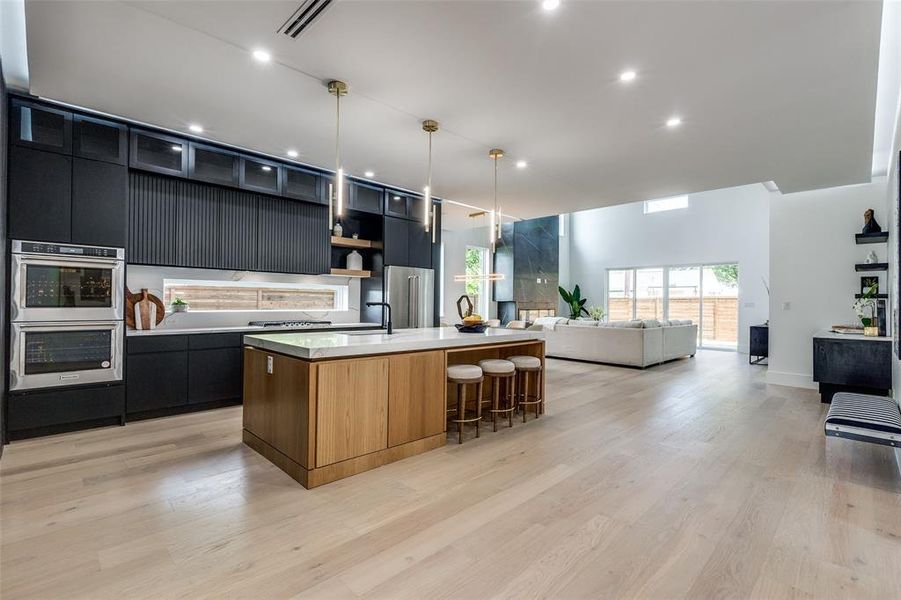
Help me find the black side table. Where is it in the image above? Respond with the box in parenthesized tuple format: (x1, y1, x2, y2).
(749, 324, 768, 364)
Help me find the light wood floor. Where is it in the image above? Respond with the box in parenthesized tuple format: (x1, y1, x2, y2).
(2, 351, 900, 599)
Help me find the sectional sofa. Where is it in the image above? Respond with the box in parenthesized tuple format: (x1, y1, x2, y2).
(529, 317, 698, 368)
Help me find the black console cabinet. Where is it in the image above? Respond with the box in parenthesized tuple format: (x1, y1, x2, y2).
(812, 335, 892, 403)
(749, 325, 768, 364)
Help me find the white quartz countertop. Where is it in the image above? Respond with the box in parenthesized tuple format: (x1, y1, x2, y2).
(814, 330, 892, 342)
(243, 327, 544, 360)
(126, 322, 381, 337)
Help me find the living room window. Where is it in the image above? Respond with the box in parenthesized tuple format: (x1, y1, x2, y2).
(465, 246, 490, 317)
(606, 263, 738, 349)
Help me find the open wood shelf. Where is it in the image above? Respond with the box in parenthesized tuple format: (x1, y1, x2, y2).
(855, 232, 889, 244)
(855, 263, 889, 272)
(330, 236, 383, 250)
(854, 293, 889, 299)
(330, 268, 371, 278)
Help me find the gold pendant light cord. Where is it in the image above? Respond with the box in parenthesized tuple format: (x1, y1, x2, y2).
(335, 91, 341, 176)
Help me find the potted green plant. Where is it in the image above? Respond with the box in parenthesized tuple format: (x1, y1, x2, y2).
(852, 282, 878, 336)
(171, 297, 189, 313)
(586, 305, 605, 321)
(558, 285, 589, 319)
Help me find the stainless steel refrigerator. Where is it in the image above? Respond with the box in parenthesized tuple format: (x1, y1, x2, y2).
(384, 266, 434, 329)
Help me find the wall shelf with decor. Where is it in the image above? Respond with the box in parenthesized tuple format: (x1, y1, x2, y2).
(330, 236, 383, 250)
(854, 293, 889, 299)
(855, 232, 889, 244)
(855, 263, 889, 272)
(330, 268, 371, 278)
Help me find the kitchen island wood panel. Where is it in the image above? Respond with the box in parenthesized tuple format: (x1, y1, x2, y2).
(316, 358, 388, 467)
(388, 350, 446, 447)
(242, 328, 545, 488)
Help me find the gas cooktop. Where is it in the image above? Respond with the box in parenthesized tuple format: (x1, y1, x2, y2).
(248, 320, 333, 328)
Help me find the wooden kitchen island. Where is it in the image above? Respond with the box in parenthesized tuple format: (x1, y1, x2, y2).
(242, 327, 545, 488)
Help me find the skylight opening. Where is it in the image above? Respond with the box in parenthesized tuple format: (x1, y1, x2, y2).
(643, 195, 689, 214)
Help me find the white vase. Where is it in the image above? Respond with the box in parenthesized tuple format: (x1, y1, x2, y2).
(332, 222, 343, 237)
(346, 250, 363, 271)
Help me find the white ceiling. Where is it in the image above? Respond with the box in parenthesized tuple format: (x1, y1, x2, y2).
(22, 0, 883, 228)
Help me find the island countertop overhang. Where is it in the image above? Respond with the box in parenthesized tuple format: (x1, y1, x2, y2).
(242, 327, 544, 360)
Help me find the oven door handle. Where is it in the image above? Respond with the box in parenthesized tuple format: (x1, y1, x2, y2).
(17, 255, 123, 269)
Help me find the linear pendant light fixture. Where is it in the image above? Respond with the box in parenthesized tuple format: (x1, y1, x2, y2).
(422, 119, 438, 241)
(327, 79, 347, 229)
(489, 148, 504, 253)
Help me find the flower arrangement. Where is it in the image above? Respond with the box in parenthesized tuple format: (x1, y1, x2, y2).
(852, 282, 878, 330)
(586, 305, 606, 321)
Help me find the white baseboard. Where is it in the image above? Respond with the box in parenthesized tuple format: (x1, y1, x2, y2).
(766, 370, 816, 389)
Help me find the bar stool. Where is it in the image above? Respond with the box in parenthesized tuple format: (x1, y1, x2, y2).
(447, 364, 484, 444)
(509, 355, 543, 422)
(478, 359, 516, 431)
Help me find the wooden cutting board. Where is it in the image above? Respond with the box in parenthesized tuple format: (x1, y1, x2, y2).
(126, 287, 165, 330)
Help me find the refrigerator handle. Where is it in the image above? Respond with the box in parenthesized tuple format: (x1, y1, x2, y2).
(407, 276, 414, 326)
(413, 275, 420, 327)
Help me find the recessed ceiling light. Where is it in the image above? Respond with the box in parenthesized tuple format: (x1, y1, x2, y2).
(261, 165, 272, 172)
(516, 160, 528, 169)
(252, 49, 271, 63)
(287, 149, 298, 158)
(619, 70, 637, 82)
(542, 0, 560, 10)
(188, 123, 203, 134)
(364, 170, 375, 178)
(666, 116, 682, 128)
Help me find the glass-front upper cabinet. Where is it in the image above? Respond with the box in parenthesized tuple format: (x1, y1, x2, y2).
(73, 115, 128, 165)
(283, 166, 321, 203)
(350, 182, 383, 214)
(189, 143, 239, 186)
(11, 100, 73, 154)
(240, 156, 280, 194)
(384, 190, 410, 218)
(130, 130, 188, 177)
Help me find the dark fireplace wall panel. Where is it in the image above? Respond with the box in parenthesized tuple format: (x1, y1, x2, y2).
(128, 172, 328, 275)
(492, 221, 515, 302)
(513, 216, 559, 308)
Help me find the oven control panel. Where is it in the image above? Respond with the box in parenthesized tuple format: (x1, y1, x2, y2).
(15, 241, 124, 260)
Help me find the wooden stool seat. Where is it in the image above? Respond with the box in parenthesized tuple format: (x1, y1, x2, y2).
(478, 359, 516, 431)
(509, 355, 544, 422)
(447, 364, 484, 443)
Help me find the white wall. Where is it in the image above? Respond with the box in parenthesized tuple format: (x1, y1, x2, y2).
(127, 265, 363, 330)
(565, 184, 771, 352)
(768, 178, 888, 388)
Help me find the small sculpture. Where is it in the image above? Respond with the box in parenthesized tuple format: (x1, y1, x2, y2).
(865, 250, 879, 264)
(862, 209, 882, 234)
(456, 294, 474, 320)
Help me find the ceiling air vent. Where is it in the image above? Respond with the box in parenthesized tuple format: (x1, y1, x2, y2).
(278, 0, 335, 39)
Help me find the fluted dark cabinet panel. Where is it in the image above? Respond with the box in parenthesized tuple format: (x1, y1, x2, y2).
(129, 172, 178, 265)
(218, 189, 258, 271)
(257, 196, 329, 274)
(129, 172, 328, 274)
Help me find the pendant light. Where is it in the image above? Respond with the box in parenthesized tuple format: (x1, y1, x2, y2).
(489, 148, 504, 252)
(327, 80, 348, 229)
(422, 119, 438, 241)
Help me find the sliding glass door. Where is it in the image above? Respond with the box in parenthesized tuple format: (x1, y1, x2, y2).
(606, 263, 739, 350)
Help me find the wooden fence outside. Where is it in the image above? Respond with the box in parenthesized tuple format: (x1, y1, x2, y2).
(607, 297, 738, 343)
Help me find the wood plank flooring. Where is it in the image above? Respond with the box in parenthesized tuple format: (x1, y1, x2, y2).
(2, 351, 900, 599)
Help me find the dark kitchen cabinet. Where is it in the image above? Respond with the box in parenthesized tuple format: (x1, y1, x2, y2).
(72, 157, 128, 247)
(130, 129, 188, 177)
(217, 189, 258, 270)
(73, 115, 128, 165)
(11, 99, 72, 154)
(385, 190, 411, 218)
(128, 172, 179, 265)
(127, 351, 189, 412)
(188, 347, 243, 404)
(384, 215, 431, 268)
(7, 384, 125, 439)
(283, 165, 321, 203)
(349, 181, 383, 214)
(240, 156, 280, 195)
(257, 196, 329, 274)
(384, 216, 410, 266)
(189, 143, 239, 187)
(8, 145, 72, 242)
(318, 175, 350, 212)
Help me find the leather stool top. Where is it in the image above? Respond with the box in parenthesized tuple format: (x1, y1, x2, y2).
(508, 355, 541, 369)
(478, 359, 515, 375)
(448, 364, 483, 381)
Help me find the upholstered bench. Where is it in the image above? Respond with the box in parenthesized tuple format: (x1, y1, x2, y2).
(825, 393, 901, 448)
